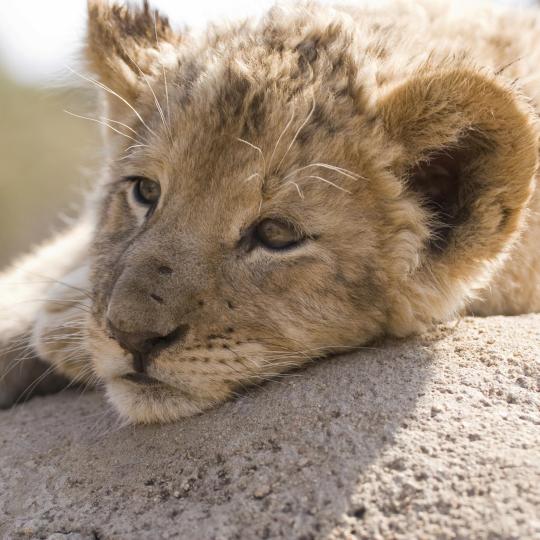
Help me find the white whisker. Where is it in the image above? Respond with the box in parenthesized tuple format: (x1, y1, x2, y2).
(119, 143, 150, 160)
(14, 363, 59, 406)
(65, 65, 157, 138)
(124, 51, 171, 142)
(100, 118, 139, 136)
(236, 137, 266, 175)
(63, 110, 143, 145)
(152, 10, 171, 129)
(268, 103, 296, 171)
(276, 94, 316, 172)
(242, 172, 264, 184)
(125, 144, 148, 151)
(284, 162, 365, 181)
(5, 271, 93, 299)
(297, 174, 352, 194)
(284, 180, 305, 199)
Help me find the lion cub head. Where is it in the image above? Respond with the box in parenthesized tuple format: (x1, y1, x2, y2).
(83, 1, 537, 423)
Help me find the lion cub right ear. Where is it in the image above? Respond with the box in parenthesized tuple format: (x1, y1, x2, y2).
(376, 68, 538, 328)
(86, 0, 182, 111)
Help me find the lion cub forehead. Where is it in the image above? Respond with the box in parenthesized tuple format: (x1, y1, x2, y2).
(131, 75, 354, 190)
(133, 17, 365, 160)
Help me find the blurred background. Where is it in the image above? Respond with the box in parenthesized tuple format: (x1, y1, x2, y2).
(0, 0, 535, 268)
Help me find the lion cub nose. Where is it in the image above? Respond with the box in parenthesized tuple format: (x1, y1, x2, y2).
(108, 321, 189, 372)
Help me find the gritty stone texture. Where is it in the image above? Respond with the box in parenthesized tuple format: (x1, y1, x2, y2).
(0, 315, 539, 540)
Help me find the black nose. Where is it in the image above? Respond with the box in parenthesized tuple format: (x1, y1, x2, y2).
(107, 321, 189, 372)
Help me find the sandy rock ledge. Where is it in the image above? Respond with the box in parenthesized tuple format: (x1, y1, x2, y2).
(0, 315, 539, 539)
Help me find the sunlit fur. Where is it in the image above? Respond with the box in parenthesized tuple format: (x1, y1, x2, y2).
(1, 0, 539, 423)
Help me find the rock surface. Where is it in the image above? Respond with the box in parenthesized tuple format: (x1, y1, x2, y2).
(0, 315, 539, 540)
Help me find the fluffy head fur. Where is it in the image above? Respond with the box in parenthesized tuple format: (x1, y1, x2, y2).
(4, 0, 539, 423)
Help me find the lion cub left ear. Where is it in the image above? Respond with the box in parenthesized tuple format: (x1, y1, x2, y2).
(378, 68, 538, 283)
(86, 0, 181, 104)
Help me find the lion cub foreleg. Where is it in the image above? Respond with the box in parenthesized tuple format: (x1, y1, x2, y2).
(0, 221, 94, 408)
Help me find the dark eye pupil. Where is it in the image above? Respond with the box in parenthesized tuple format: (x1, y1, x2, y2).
(255, 219, 302, 250)
(134, 177, 160, 205)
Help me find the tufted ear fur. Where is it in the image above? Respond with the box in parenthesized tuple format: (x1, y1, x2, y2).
(377, 68, 538, 327)
(86, 0, 181, 109)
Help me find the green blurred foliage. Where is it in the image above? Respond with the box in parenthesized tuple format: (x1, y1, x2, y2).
(0, 70, 100, 269)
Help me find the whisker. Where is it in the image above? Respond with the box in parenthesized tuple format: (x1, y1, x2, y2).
(236, 137, 267, 175)
(255, 337, 380, 355)
(125, 144, 148, 151)
(296, 174, 352, 194)
(66, 65, 157, 138)
(29, 298, 91, 310)
(276, 94, 316, 172)
(268, 103, 296, 172)
(101, 117, 139, 136)
(0, 356, 37, 385)
(63, 110, 143, 145)
(152, 9, 171, 130)
(5, 279, 92, 300)
(37, 321, 87, 330)
(242, 172, 264, 184)
(284, 180, 305, 199)
(118, 143, 149, 161)
(5, 270, 93, 299)
(60, 366, 94, 393)
(0, 342, 32, 359)
(0, 335, 36, 353)
(284, 162, 365, 181)
(9, 298, 92, 314)
(124, 51, 171, 142)
(13, 363, 59, 406)
(317, 163, 365, 180)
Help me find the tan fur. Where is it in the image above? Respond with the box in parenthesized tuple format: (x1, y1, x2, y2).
(1, 0, 539, 423)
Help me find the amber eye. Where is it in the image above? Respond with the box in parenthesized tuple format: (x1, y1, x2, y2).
(130, 176, 161, 206)
(255, 219, 305, 250)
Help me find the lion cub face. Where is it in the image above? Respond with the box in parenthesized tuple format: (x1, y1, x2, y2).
(84, 1, 537, 423)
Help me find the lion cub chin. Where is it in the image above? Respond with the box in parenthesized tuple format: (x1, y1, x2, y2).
(1, 0, 539, 423)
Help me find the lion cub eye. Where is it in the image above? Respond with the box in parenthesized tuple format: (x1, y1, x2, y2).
(255, 219, 304, 250)
(129, 176, 161, 206)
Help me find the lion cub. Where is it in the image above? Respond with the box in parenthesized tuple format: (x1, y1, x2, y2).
(0, 0, 539, 423)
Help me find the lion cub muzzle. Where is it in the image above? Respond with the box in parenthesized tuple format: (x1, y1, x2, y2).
(105, 256, 195, 374)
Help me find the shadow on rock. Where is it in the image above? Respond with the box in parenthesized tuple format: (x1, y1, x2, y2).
(0, 335, 436, 539)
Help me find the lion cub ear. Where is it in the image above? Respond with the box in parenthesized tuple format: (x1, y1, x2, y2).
(378, 68, 537, 285)
(86, 0, 180, 104)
